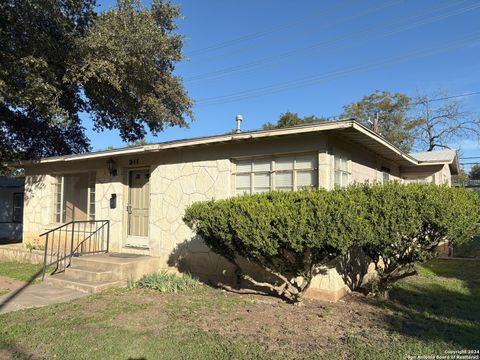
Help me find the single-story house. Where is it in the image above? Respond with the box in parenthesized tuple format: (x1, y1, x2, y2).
(0, 177, 24, 243)
(14, 119, 459, 300)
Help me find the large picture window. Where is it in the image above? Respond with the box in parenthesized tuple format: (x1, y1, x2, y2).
(53, 172, 96, 223)
(235, 153, 317, 195)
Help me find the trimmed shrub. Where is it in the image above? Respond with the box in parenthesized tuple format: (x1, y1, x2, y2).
(183, 183, 479, 302)
(136, 271, 199, 293)
(362, 183, 480, 294)
(184, 188, 370, 302)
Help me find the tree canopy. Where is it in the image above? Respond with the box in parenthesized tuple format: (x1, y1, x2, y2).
(0, 0, 192, 174)
(469, 164, 480, 180)
(262, 112, 326, 130)
(411, 91, 480, 151)
(341, 91, 417, 152)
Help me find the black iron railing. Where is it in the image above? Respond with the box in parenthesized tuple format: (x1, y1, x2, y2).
(40, 220, 110, 280)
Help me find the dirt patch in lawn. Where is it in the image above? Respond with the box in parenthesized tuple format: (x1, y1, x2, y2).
(160, 288, 389, 355)
(0, 275, 25, 293)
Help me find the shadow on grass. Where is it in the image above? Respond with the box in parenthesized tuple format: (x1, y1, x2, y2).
(0, 339, 39, 360)
(371, 259, 480, 349)
(0, 266, 44, 313)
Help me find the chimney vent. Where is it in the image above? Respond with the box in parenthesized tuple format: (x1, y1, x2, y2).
(235, 114, 243, 133)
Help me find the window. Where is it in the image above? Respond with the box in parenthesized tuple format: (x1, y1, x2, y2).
(334, 153, 350, 187)
(88, 172, 96, 221)
(54, 176, 64, 223)
(13, 193, 24, 223)
(53, 172, 96, 223)
(235, 154, 317, 195)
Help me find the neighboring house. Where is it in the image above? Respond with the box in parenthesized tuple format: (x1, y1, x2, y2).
(15, 119, 459, 300)
(0, 177, 25, 243)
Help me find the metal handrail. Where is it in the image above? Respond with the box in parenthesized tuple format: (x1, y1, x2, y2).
(41, 220, 110, 280)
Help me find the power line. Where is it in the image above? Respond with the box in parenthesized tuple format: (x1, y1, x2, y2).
(186, 0, 478, 83)
(186, 0, 404, 64)
(195, 31, 480, 106)
(184, 0, 357, 57)
(410, 92, 480, 106)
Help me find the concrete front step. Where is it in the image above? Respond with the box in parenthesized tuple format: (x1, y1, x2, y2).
(70, 253, 163, 281)
(45, 274, 124, 294)
(65, 266, 115, 282)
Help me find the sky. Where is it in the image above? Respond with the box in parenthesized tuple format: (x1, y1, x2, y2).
(85, 0, 480, 171)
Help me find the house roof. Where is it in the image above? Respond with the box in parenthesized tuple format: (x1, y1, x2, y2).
(410, 149, 457, 162)
(7, 119, 458, 174)
(410, 149, 459, 174)
(0, 177, 25, 189)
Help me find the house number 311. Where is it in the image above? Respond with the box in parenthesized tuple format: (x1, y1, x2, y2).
(129, 159, 139, 165)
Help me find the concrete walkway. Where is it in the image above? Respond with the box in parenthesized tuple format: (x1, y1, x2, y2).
(0, 283, 87, 314)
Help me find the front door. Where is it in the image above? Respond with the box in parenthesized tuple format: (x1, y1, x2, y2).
(126, 169, 150, 248)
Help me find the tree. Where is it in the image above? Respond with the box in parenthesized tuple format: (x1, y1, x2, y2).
(452, 167, 470, 184)
(469, 164, 480, 180)
(412, 91, 480, 151)
(262, 112, 326, 130)
(342, 91, 416, 152)
(0, 0, 95, 174)
(0, 0, 192, 174)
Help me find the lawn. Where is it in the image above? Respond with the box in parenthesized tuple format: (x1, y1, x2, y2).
(0, 261, 43, 282)
(0, 262, 42, 282)
(0, 258, 478, 360)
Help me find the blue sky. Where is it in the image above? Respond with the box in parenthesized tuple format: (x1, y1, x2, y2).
(86, 0, 480, 170)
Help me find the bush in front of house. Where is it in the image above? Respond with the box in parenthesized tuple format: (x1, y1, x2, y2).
(183, 183, 480, 302)
(184, 188, 371, 303)
(135, 271, 200, 293)
(361, 183, 480, 295)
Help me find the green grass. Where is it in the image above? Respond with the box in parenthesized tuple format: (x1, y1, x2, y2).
(135, 271, 200, 293)
(0, 258, 478, 359)
(0, 261, 43, 282)
(341, 258, 480, 359)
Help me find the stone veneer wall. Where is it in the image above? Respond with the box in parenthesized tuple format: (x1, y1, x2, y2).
(148, 159, 239, 284)
(23, 174, 53, 244)
(146, 155, 372, 301)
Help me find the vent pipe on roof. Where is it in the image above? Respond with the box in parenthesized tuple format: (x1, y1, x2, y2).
(235, 114, 243, 133)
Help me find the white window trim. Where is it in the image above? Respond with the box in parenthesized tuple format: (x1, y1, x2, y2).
(333, 150, 351, 187)
(233, 153, 318, 195)
(53, 172, 96, 224)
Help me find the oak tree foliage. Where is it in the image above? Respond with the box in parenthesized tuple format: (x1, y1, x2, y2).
(0, 0, 192, 174)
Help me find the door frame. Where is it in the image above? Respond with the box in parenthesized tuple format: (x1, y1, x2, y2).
(123, 167, 151, 249)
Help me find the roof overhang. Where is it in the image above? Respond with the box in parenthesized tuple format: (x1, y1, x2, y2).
(415, 156, 460, 175)
(5, 119, 455, 172)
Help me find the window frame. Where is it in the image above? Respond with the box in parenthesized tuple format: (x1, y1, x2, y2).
(12, 192, 24, 223)
(233, 153, 318, 195)
(333, 151, 351, 187)
(53, 172, 96, 224)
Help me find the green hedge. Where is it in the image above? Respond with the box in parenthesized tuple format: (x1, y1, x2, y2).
(183, 183, 479, 302)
